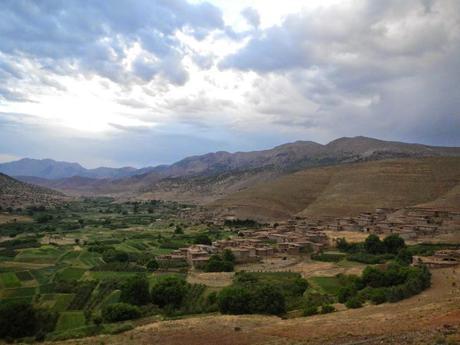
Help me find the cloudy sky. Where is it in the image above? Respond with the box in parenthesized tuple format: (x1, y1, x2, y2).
(0, 0, 459, 168)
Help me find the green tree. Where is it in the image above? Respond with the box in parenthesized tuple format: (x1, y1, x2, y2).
(0, 302, 37, 339)
(102, 303, 141, 322)
(120, 275, 150, 306)
(103, 249, 129, 263)
(218, 286, 252, 314)
(147, 258, 159, 272)
(222, 249, 236, 263)
(151, 276, 188, 308)
(383, 234, 405, 254)
(364, 234, 385, 254)
(194, 234, 212, 245)
(250, 285, 286, 315)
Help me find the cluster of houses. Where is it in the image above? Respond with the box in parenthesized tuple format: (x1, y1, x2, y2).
(157, 219, 329, 269)
(323, 207, 460, 241)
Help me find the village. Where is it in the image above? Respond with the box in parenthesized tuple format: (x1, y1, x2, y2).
(159, 206, 460, 269)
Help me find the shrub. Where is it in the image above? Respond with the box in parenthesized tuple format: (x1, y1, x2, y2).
(250, 285, 286, 315)
(204, 255, 234, 272)
(303, 305, 318, 316)
(364, 234, 385, 254)
(345, 297, 363, 309)
(147, 258, 159, 272)
(102, 303, 141, 322)
(217, 286, 252, 314)
(320, 304, 336, 314)
(151, 276, 188, 308)
(0, 302, 37, 339)
(194, 234, 212, 245)
(383, 234, 406, 254)
(368, 288, 387, 304)
(120, 275, 150, 306)
(337, 286, 356, 303)
(102, 249, 129, 263)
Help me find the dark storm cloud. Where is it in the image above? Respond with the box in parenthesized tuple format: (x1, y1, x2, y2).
(0, 0, 224, 87)
(221, 0, 460, 145)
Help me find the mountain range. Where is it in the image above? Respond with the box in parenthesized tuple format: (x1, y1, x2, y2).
(2, 136, 460, 218)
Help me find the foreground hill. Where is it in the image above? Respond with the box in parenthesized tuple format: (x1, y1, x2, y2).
(49, 268, 460, 345)
(210, 157, 460, 220)
(0, 173, 66, 208)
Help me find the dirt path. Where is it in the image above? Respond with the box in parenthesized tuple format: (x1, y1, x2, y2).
(51, 268, 460, 345)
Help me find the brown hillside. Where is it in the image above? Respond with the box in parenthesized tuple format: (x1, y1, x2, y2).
(0, 173, 67, 208)
(210, 157, 460, 220)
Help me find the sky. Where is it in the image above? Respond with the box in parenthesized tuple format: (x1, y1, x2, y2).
(0, 0, 459, 168)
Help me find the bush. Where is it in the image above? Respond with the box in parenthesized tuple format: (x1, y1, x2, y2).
(147, 258, 159, 272)
(364, 234, 385, 254)
(250, 285, 286, 315)
(204, 255, 234, 272)
(303, 305, 318, 316)
(151, 276, 188, 308)
(120, 275, 150, 306)
(102, 249, 129, 263)
(0, 302, 37, 339)
(217, 286, 252, 314)
(368, 288, 387, 304)
(383, 234, 406, 254)
(320, 304, 335, 314)
(194, 234, 212, 245)
(337, 286, 357, 303)
(102, 303, 141, 322)
(345, 297, 363, 309)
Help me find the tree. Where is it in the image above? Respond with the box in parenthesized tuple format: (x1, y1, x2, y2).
(147, 258, 159, 272)
(120, 275, 150, 306)
(383, 234, 405, 254)
(250, 285, 286, 315)
(194, 234, 212, 245)
(0, 302, 37, 339)
(151, 276, 188, 308)
(364, 234, 385, 254)
(103, 249, 129, 263)
(222, 249, 235, 263)
(204, 255, 234, 272)
(102, 303, 141, 322)
(396, 248, 413, 266)
(345, 296, 363, 309)
(218, 286, 252, 314)
(174, 225, 183, 234)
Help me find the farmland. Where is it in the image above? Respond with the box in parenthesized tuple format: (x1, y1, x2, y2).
(0, 197, 455, 343)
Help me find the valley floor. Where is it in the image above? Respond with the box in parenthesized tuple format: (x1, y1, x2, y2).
(49, 267, 460, 345)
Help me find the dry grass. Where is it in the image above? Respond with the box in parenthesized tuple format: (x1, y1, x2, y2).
(187, 271, 234, 287)
(0, 213, 33, 225)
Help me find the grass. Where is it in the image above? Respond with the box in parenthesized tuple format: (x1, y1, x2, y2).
(53, 293, 76, 312)
(308, 276, 343, 295)
(55, 267, 86, 281)
(0, 272, 21, 288)
(15, 246, 64, 264)
(85, 271, 140, 281)
(55, 311, 86, 332)
(1, 286, 36, 298)
(15, 270, 34, 281)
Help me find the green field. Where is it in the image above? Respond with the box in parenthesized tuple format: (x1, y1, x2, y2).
(55, 311, 86, 332)
(0, 272, 21, 288)
(55, 267, 86, 281)
(308, 276, 343, 295)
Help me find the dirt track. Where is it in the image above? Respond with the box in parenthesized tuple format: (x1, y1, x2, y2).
(52, 268, 460, 345)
